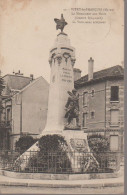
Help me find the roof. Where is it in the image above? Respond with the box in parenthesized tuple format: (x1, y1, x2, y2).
(2, 74, 33, 96)
(75, 65, 124, 88)
(18, 76, 49, 94)
(2, 76, 49, 100)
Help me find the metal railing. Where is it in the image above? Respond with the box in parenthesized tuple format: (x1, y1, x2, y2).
(0, 150, 123, 174)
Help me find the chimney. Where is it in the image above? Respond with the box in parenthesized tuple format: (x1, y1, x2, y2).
(15, 70, 23, 76)
(88, 57, 94, 80)
(73, 68, 81, 81)
(30, 74, 34, 80)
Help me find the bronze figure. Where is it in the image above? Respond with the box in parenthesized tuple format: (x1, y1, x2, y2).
(54, 14, 68, 32)
(65, 89, 80, 128)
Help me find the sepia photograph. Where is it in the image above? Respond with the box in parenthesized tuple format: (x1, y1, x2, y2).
(0, 0, 124, 194)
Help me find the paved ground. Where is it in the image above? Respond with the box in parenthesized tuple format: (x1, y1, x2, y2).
(0, 186, 124, 194)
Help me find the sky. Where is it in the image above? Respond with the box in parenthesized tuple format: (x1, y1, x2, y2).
(0, 0, 124, 82)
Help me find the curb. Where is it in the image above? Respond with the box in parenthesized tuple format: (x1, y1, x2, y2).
(0, 169, 122, 180)
(0, 168, 124, 188)
(0, 181, 124, 188)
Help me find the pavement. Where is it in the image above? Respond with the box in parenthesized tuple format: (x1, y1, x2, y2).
(0, 168, 124, 188)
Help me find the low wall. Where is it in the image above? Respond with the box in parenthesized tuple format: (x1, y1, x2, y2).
(0, 169, 121, 180)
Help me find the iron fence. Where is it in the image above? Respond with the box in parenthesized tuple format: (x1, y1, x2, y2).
(0, 150, 123, 174)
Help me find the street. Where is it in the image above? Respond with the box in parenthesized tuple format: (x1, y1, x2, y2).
(0, 186, 124, 194)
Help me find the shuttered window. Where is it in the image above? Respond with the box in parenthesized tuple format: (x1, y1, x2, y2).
(110, 135, 119, 151)
(82, 113, 87, 128)
(110, 109, 119, 126)
(111, 86, 119, 101)
(83, 92, 88, 106)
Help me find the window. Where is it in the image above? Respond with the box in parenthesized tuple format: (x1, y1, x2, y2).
(91, 111, 95, 119)
(110, 86, 119, 101)
(6, 108, 11, 126)
(91, 89, 95, 97)
(7, 108, 11, 122)
(82, 113, 87, 128)
(83, 92, 88, 106)
(110, 135, 119, 151)
(110, 109, 119, 126)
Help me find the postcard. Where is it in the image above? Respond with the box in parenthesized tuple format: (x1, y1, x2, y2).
(0, 0, 124, 194)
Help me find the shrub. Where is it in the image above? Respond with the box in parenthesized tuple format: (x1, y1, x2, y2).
(28, 134, 72, 173)
(87, 134, 109, 153)
(38, 134, 68, 152)
(15, 135, 38, 154)
(87, 134, 110, 170)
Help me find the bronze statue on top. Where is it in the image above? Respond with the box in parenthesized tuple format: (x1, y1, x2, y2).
(65, 89, 80, 130)
(54, 14, 68, 33)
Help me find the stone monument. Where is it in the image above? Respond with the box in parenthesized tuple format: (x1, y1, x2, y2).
(44, 14, 79, 132)
(16, 14, 98, 172)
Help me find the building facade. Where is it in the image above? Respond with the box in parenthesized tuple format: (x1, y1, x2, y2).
(75, 59, 124, 152)
(1, 72, 49, 149)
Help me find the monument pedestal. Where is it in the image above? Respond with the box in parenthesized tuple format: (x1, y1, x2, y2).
(17, 129, 98, 172)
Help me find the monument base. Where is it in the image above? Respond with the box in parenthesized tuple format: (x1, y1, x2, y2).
(15, 129, 99, 173)
(64, 126, 81, 130)
(64, 118, 81, 130)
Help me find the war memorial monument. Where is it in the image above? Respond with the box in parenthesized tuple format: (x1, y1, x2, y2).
(13, 14, 121, 177)
(13, 14, 99, 173)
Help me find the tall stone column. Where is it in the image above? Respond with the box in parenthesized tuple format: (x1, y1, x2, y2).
(44, 33, 76, 132)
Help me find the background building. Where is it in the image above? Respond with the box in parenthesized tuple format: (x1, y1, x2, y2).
(1, 72, 49, 149)
(0, 64, 124, 152)
(75, 58, 124, 152)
